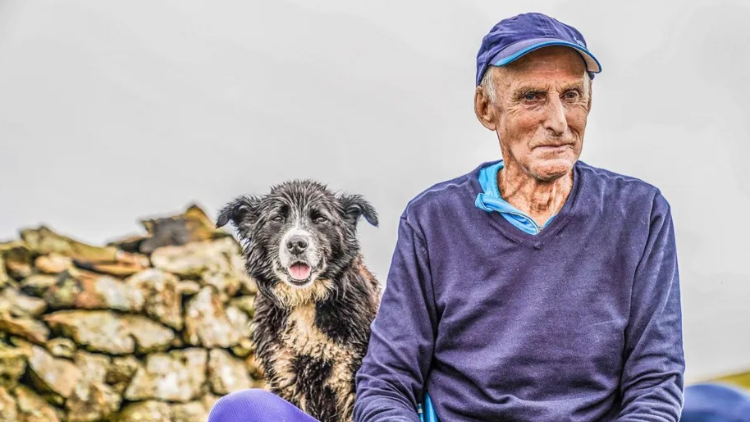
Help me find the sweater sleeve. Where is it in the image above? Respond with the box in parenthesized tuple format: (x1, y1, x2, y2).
(353, 216, 437, 422)
(617, 192, 685, 421)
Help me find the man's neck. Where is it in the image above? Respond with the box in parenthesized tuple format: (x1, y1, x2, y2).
(497, 161, 574, 227)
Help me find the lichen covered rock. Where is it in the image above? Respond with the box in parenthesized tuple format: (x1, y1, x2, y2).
(44, 310, 174, 354)
(208, 349, 252, 395)
(185, 287, 243, 348)
(25, 343, 81, 399)
(125, 269, 183, 330)
(124, 348, 207, 403)
(14, 385, 61, 422)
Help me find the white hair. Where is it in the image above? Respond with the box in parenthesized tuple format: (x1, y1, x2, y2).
(479, 67, 498, 103)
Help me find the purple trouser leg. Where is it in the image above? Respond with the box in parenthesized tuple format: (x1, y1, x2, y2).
(208, 389, 319, 422)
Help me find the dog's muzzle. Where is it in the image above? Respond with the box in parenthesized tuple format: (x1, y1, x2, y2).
(279, 230, 319, 285)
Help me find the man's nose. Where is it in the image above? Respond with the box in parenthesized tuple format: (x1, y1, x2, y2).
(286, 235, 309, 254)
(544, 96, 568, 136)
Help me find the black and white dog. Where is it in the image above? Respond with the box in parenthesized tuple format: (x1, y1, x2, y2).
(216, 180, 381, 422)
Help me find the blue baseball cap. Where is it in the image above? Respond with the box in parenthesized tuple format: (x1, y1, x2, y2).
(476, 12, 602, 86)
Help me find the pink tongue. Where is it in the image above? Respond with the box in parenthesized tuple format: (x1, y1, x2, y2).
(290, 263, 311, 280)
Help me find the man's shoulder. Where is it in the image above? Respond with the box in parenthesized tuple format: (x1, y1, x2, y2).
(401, 162, 487, 222)
(577, 160, 671, 212)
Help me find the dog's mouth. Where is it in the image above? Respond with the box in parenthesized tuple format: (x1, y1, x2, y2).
(286, 261, 313, 285)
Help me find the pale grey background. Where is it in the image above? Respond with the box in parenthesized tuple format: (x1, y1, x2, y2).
(0, 0, 748, 383)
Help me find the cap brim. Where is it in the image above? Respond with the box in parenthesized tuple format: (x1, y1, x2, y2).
(490, 38, 602, 74)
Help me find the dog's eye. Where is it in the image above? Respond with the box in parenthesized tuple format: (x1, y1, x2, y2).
(313, 216, 328, 224)
(271, 215, 285, 223)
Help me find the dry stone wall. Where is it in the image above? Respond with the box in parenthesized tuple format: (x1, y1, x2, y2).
(0, 206, 265, 422)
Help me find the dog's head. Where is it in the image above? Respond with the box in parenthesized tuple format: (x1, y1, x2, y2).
(216, 180, 377, 306)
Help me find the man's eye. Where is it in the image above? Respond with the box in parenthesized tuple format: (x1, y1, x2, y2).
(564, 90, 580, 100)
(522, 92, 543, 102)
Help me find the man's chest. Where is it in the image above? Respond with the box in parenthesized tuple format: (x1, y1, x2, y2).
(426, 228, 638, 387)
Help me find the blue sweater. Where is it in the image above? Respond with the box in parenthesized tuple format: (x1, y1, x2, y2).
(354, 160, 685, 422)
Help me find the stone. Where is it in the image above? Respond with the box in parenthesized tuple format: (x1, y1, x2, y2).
(46, 338, 76, 359)
(44, 310, 174, 355)
(172, 395, 218, 422)
(171, 401, 207, 422)
(201, 271, 241, 301)
(185, 287, 242, 348)
(105, 356, 140, 394)
(150, 241, 215, 278)
(21, 226, 149, 272)
(0, 313, 49, 344)
(125, 269, 183, 330)
(177, 280, 201, 296)
(0, 386, 17, 422)
(151, 238, 246, 295)
(107, 234, 150, 254)
(0, 288, 47, 317)
(0, 346, 28, 388)
(44, 311, 131, 354)
(19, 274, 57, 297)
(72, 260, 146, 277)
(66, 351, 121, 422)
(43, 270, 144, 312)
(113, 401, 171, 422)
(230, 338, 256, 358)
(138, 205, 219, 254)
(230, 296, 256, 319)
(13, 385, 60, 422)
(3, 246, 32, 280)
(170, 336, 185, 349)
(0, 241, 24, 253)
(34, 254, 73, 274)
(125, 314, 176, 354)
(72, 351, 109, 381)
(0, 256, 9, 289)
(20, 226, 118, 261)
(124, 348, 207, 403)
(25, 343, 81, 399)
(208, 349, 252, 395)
(226, 305, 253, 342)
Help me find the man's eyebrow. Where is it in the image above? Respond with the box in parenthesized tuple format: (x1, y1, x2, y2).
(512, 84, 549, 97)
(559, 81, 586, 91)
(510, 80, 587, 98)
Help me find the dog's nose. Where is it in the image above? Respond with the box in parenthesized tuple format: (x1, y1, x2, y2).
(286, 235, 308, 254)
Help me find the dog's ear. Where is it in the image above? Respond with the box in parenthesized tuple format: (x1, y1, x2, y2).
(216, 196, 261, 238)
(339, 194, 378, 227)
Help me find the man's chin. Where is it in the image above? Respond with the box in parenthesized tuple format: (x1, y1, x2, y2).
(529, 157, 576, 181)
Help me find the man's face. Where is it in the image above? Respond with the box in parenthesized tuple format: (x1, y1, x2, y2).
(476, 46, 592, 181)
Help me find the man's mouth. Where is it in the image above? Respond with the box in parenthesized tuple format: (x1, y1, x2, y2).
(537, 144, 569, 149)
(287, 262, 312, 283)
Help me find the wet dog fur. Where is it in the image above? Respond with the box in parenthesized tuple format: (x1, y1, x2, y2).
(216, 180, 381, 422)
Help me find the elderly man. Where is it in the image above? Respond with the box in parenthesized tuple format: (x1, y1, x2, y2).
(354, 12, 685, 422)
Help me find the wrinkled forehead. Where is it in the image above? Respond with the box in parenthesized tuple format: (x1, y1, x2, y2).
(491, 49, 588, 93)
(508, 46, 588, 75)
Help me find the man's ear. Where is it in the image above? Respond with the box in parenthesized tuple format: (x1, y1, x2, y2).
(216, 196, 261, 239)
(339, 194, 378, 227)
(475, 86, 497, 131)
